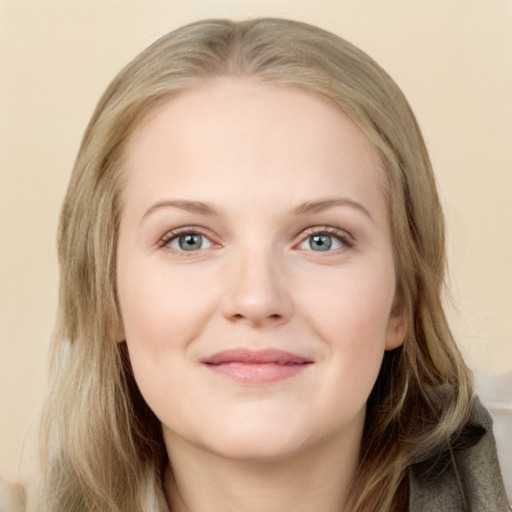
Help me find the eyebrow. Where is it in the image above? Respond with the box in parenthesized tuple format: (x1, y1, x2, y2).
(293, 198, 374, 223)
(141, 197, 374, 223)
(142, 200, 220, 222)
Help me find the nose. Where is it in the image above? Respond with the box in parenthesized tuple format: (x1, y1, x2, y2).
(221, 247, 293, 327)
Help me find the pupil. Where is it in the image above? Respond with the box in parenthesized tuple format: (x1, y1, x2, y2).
(311, 234, 331, 251)
(179, 234, 202, 251)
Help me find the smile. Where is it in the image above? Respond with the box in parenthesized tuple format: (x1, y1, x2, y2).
(201, 348, 314, 384)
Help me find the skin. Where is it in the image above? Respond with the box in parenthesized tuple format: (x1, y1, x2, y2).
(116, 78, 405, 512)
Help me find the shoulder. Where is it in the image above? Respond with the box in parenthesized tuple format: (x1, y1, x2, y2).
(408, 397, 510, 512)
(0, 475, 25, 512)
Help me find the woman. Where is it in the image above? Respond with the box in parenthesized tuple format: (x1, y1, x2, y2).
(38, 18, 508, 511)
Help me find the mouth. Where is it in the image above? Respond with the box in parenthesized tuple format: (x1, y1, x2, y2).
(200, 348, 314, 384)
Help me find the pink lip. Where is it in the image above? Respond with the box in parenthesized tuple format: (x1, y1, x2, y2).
(201, 348, 313, 384)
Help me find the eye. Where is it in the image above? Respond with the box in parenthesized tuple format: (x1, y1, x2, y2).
(297, 228, 353, 252)
(162, 231, 214, 252)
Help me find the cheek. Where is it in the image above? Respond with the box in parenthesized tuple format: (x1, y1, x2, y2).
(118, 262, 214, 349)
(117, 268, 202, 425)
(116, 262, 220, 405)
(301, 264, 395, 391)
(305, 265, 395, 344)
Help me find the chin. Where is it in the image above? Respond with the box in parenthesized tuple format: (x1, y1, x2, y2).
(194, 418, 317, 463)
(208, 437, 307, 463)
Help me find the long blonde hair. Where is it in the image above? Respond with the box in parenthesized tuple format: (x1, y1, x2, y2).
(40, 18, 474, 511)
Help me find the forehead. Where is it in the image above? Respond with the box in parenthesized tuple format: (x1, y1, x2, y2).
(121, 78, 387, 220)
(128, 77, 380, 160)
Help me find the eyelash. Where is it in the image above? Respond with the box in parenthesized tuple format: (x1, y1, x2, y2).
(158, 227, 213, 248)
(157, 226, 354, 253)
(299, 226, 355, 250)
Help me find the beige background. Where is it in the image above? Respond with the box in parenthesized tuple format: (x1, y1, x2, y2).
(1, 0, 511, 498)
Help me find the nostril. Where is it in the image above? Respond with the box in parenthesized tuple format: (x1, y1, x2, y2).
(228, 312, 283, 323)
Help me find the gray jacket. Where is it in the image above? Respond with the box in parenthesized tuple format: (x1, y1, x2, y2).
(409, 398, 510, 511)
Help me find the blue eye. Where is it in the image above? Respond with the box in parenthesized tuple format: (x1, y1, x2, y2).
(298, 230, 349, 252)
(166, 232, 213, 251)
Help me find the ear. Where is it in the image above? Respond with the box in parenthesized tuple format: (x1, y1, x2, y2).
(115, 326, 126, 343)
(385, 308, 406, 351)
(112, 313, 126, 343)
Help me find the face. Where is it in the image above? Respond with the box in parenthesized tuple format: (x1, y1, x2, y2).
(116, 78, 405, 462)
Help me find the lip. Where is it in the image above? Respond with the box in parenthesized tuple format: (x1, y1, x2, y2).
(201, 348, 314, 384)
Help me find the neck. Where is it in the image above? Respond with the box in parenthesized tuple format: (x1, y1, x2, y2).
(164, 425, 362, 512)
